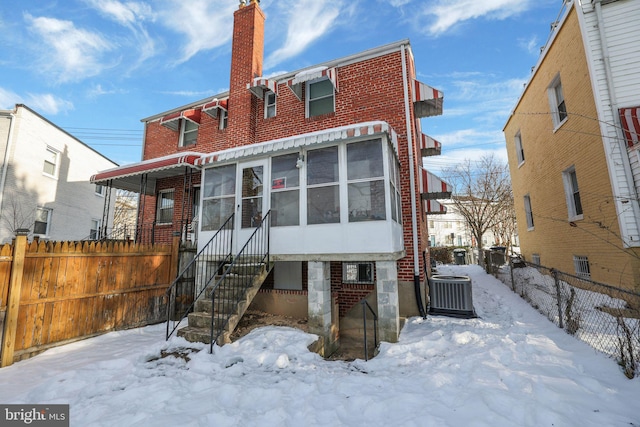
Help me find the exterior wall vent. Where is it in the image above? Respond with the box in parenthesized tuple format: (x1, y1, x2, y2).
(428, 275, 476, 318)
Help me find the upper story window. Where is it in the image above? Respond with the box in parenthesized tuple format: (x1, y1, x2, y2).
(271, 153, 300, 227)
(156, 189, 174, 224)
(562, 166, 583, 220)
(220, 110, 228, 130)
(43, 146, 59, 177)
(180, 119, 199, 147)
(514, 131, 525, 165)
(202, 164, 236, 231)
(34, 207, 52, 236)
(347, 139, 385, 222)
(548, 74, 568, 128)
(307, 146, 339, 224)
(307, 78, 335, 117)
(265, 92, 276, 118)
(524, 194, 534, 230)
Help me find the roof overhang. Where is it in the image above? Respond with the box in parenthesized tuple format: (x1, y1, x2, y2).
(202, 98, 228, 119)
(248, 78, 278, 98)
(413, 79, 444, 118)
(285, 66, 338, 101)
(619, 107, 640, 147)
(197, 121, 397, 166)
(421, 168, 452, 200)
(420, 133, 442, 157)
(91, 152, 201, 195)
(160, 108, 201, 131)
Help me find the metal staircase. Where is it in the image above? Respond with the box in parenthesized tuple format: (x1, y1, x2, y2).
(165, 211, 273, 351)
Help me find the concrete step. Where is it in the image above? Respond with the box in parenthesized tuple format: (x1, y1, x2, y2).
(195, 298, 248, 314)
(187, 311, 239, 329)
(177, 326, 213, 344)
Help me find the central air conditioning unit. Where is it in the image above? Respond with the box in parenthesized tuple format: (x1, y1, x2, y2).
(428, 275, 476, 318)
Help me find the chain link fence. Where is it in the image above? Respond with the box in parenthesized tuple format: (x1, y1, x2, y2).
(485, 251, 640, 379)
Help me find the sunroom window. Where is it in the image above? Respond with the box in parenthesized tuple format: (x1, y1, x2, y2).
(202, 164, 236, 231)
(347, 139, 386, 222)
(307, 146, 339, 224)
(271, 153, 300, 226)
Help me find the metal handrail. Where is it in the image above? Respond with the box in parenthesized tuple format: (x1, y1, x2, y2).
(360, 298, 378, 361)
(165, 214, 235, 340)
(209, 210, 271, 353)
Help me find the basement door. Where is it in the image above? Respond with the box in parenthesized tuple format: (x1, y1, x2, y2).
(236, 159, 268, 250)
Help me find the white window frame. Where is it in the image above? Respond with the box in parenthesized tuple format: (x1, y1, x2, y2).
(548, 74, 568, 129)
(562, 166, 583, 221)
(219, 110, 228, 130)
(43, 146, 59, 178)
(265, 91, 276, 119)
(306, 78, 335, 118)
(179, 119, 199, 147)
(573, 255, 591, 279)
(524, 194, 534, 230)
(342, 262, 374, 284)
(90, 218, 101, 240)
(34, 207, 52, 237)
(514, 131, 525, 166)
(156, 189, 175, 224)
(95, 184, 105, 196)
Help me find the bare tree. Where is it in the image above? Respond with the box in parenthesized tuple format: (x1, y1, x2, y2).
(443, 154, 513, 254)
(1, 195, 35, 236)
(491, 189, 517, 254)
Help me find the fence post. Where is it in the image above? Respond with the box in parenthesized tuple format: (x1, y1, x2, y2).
(170, 232, 181, 282)
(552, 269, 564, 330)
(509, 256, 515, 292)
(1, 229, 29, 368)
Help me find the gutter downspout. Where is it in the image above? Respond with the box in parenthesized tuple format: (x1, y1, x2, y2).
(593, 0, 640, 243)
(0, 109, 17, 223)
(401, 44, 427, 318)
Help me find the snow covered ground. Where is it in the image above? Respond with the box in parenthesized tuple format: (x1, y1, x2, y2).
(0, 265, 638, 427)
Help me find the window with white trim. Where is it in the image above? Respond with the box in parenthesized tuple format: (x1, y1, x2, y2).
(43, 146, 59, 177)
(562, 166, 583, 220)
(95, 184, 105, 196)
(573, 255, 591, 279)
(180, 119, 198, 147)
(34, 207, 52, 236)
(219, 110, 228, 130)
(265, 92, 276, 118)
(90, 219, 101, 240)
(531, 253, 540, 265)
(389, 147, 401, 224)
(307, 146, 339, 224)
(202, 164, 236, 231)
(156, 189, 174, 224)
(343, 262, 374, 284)
(548, 75, 568, 128)
(347, 139, 385, 222)
(515, 131, 525, 165)
(524, 194, 534, 229)
(307, 78, 334, 117)
(271, 153, 300, 226)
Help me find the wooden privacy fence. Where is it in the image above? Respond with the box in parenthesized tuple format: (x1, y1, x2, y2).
(1, 232, 180, 367)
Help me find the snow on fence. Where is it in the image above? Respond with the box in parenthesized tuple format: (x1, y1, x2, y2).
(490, 255, 640, 378)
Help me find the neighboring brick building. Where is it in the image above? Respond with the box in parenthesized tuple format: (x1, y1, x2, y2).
(0, 104, 117, 243)
(504, 0, 640, 291)
(93, 1, 449, 347)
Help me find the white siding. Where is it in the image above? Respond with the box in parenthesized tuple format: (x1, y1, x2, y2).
(578, 0, 640, 247)
(0, 106, 117, 243)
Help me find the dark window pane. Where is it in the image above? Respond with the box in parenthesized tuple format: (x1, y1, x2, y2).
(271, 190, 299, 226)
(201, 197, 235, 231)
(307, 185, 340, 224)
(347, 139, 383, 180)
(348, 180, 386, 222)
(307, 147, 338, 185)
(271, 153, 299, 188)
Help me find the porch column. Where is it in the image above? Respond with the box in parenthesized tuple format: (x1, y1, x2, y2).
(307, 261, 338, 357)
(376, 260, 400, 343)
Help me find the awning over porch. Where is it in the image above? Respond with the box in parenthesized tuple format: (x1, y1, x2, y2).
(202, 98, 228, 118)
(90, 152, 201, 195)
(285, 66, 338, 101)
(419, 133, 442, 157)
(619, 106, 640, 147)
(421, 168, 452, 200)
(160, 108, 201, 131)
(424, 199, 447, 214)
(247, 77, 277, 98)
(413, 79, 443, 118)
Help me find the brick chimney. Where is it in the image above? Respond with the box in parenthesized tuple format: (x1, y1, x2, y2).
(228, 0, 265, 147)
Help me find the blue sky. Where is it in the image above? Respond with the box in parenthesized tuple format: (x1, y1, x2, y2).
(0, 0, 562, 172)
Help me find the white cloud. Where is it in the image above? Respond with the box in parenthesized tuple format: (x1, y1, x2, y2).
(0, 87, 21, 109)
(25, 13, 114, 83)
(264, 0, 344, 69)
(158, 0, 236, 64)
(423, 0, 534, 36)
(519, 34, 540, 55)
(26, 93, 74, 115)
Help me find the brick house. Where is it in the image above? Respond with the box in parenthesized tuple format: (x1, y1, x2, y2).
(92, 0, 449, 353)
(503, 0, 640, 291)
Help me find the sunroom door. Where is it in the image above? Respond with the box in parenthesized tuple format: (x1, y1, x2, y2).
(237, 159, 268, 248)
